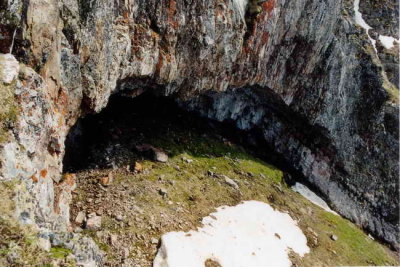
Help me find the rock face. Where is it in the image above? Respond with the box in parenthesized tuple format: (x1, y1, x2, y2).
(0, 0, 398, 256)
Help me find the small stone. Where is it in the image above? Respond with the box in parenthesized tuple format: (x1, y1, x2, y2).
(110, 234, 118, 246)
(307, 227, 318, 237)
(37, 237, 51, 252)
(151, 238, 158, 245)
(154, 149, 168, 163)
(6, 250, 20, 264)
(182, 157, 193, 163)
(330, 234, 338, 241)
(116, 214, 124, 222)
(100, 172, 113, 186)
(75, 211, 86, 224)
(86, 215, 102, 230)
(122, 247, 130, 259)
(134, 162, 143, 172)
(158, 188, 168, 197)
(74, 227, 83, 233)
(223, 175, 239, 190)
(136, 144, 168, 163)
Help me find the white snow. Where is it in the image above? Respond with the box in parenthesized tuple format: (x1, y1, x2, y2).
(354, 0, 377, 52)
(292, 183, 337, 215)
(378, 35, 399, 50)
(354, 0, 372, 31)
(354, 0, 399, 51)
(153, 201, 309, 267)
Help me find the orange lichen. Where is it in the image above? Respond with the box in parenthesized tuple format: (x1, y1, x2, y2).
(261, 32, 269, 45)
(31, 174, 39, 183)
(40, 169, 48, 178)
(156, 52, 164, 74)
(56, 87, 69, 117)
(62, 173, 76, 187)
(262, 0, 276, 14)
(167, 0, 179, 29)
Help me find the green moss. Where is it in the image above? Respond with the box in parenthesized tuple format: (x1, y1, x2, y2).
(382, 76, 399, 104)
(49, 247, 72, 259)
(50, 247, 72, 259)
(0, 81, 19, 144)
(315, 212, 398, 266)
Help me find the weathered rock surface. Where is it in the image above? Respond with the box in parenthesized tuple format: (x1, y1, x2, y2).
(0, 54, 19, 84)
(0, 0, 398, 260)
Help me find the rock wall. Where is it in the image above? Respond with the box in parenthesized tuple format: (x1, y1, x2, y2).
(0, 0, 398, 254)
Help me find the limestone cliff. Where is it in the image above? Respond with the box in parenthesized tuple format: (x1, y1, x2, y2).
(0, 0, 398, 261)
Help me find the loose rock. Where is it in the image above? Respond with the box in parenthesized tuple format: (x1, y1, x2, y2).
(86, 214, 102, 230)
(136, 144, 168, 163)
(222, 175, 239, 190)
(159, 188, 168, 197)
(134, 162, 143, 173)
(75, 211, 86, 225)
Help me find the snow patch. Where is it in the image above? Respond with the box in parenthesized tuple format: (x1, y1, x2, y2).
(354, 0, 372, 30)
(354, 0, 377, 52)
(354, 0, 399, 51)
(153, 201, 309, 267)
(292, 183, 337, 215)
(379, 35, 399, 50)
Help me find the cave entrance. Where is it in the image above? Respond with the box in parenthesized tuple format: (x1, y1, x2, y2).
(63, 92, 244, 173)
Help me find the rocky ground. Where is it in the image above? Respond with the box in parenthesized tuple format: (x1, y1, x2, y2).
(59, 95, 399, 267)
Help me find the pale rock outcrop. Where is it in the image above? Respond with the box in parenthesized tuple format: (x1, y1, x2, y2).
(0, 54, 19, 84)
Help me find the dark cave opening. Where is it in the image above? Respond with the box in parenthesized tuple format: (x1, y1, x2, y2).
(63, 92, 254, 173)
(62, 91, 303, 187)
(63, 92, 189, 172)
